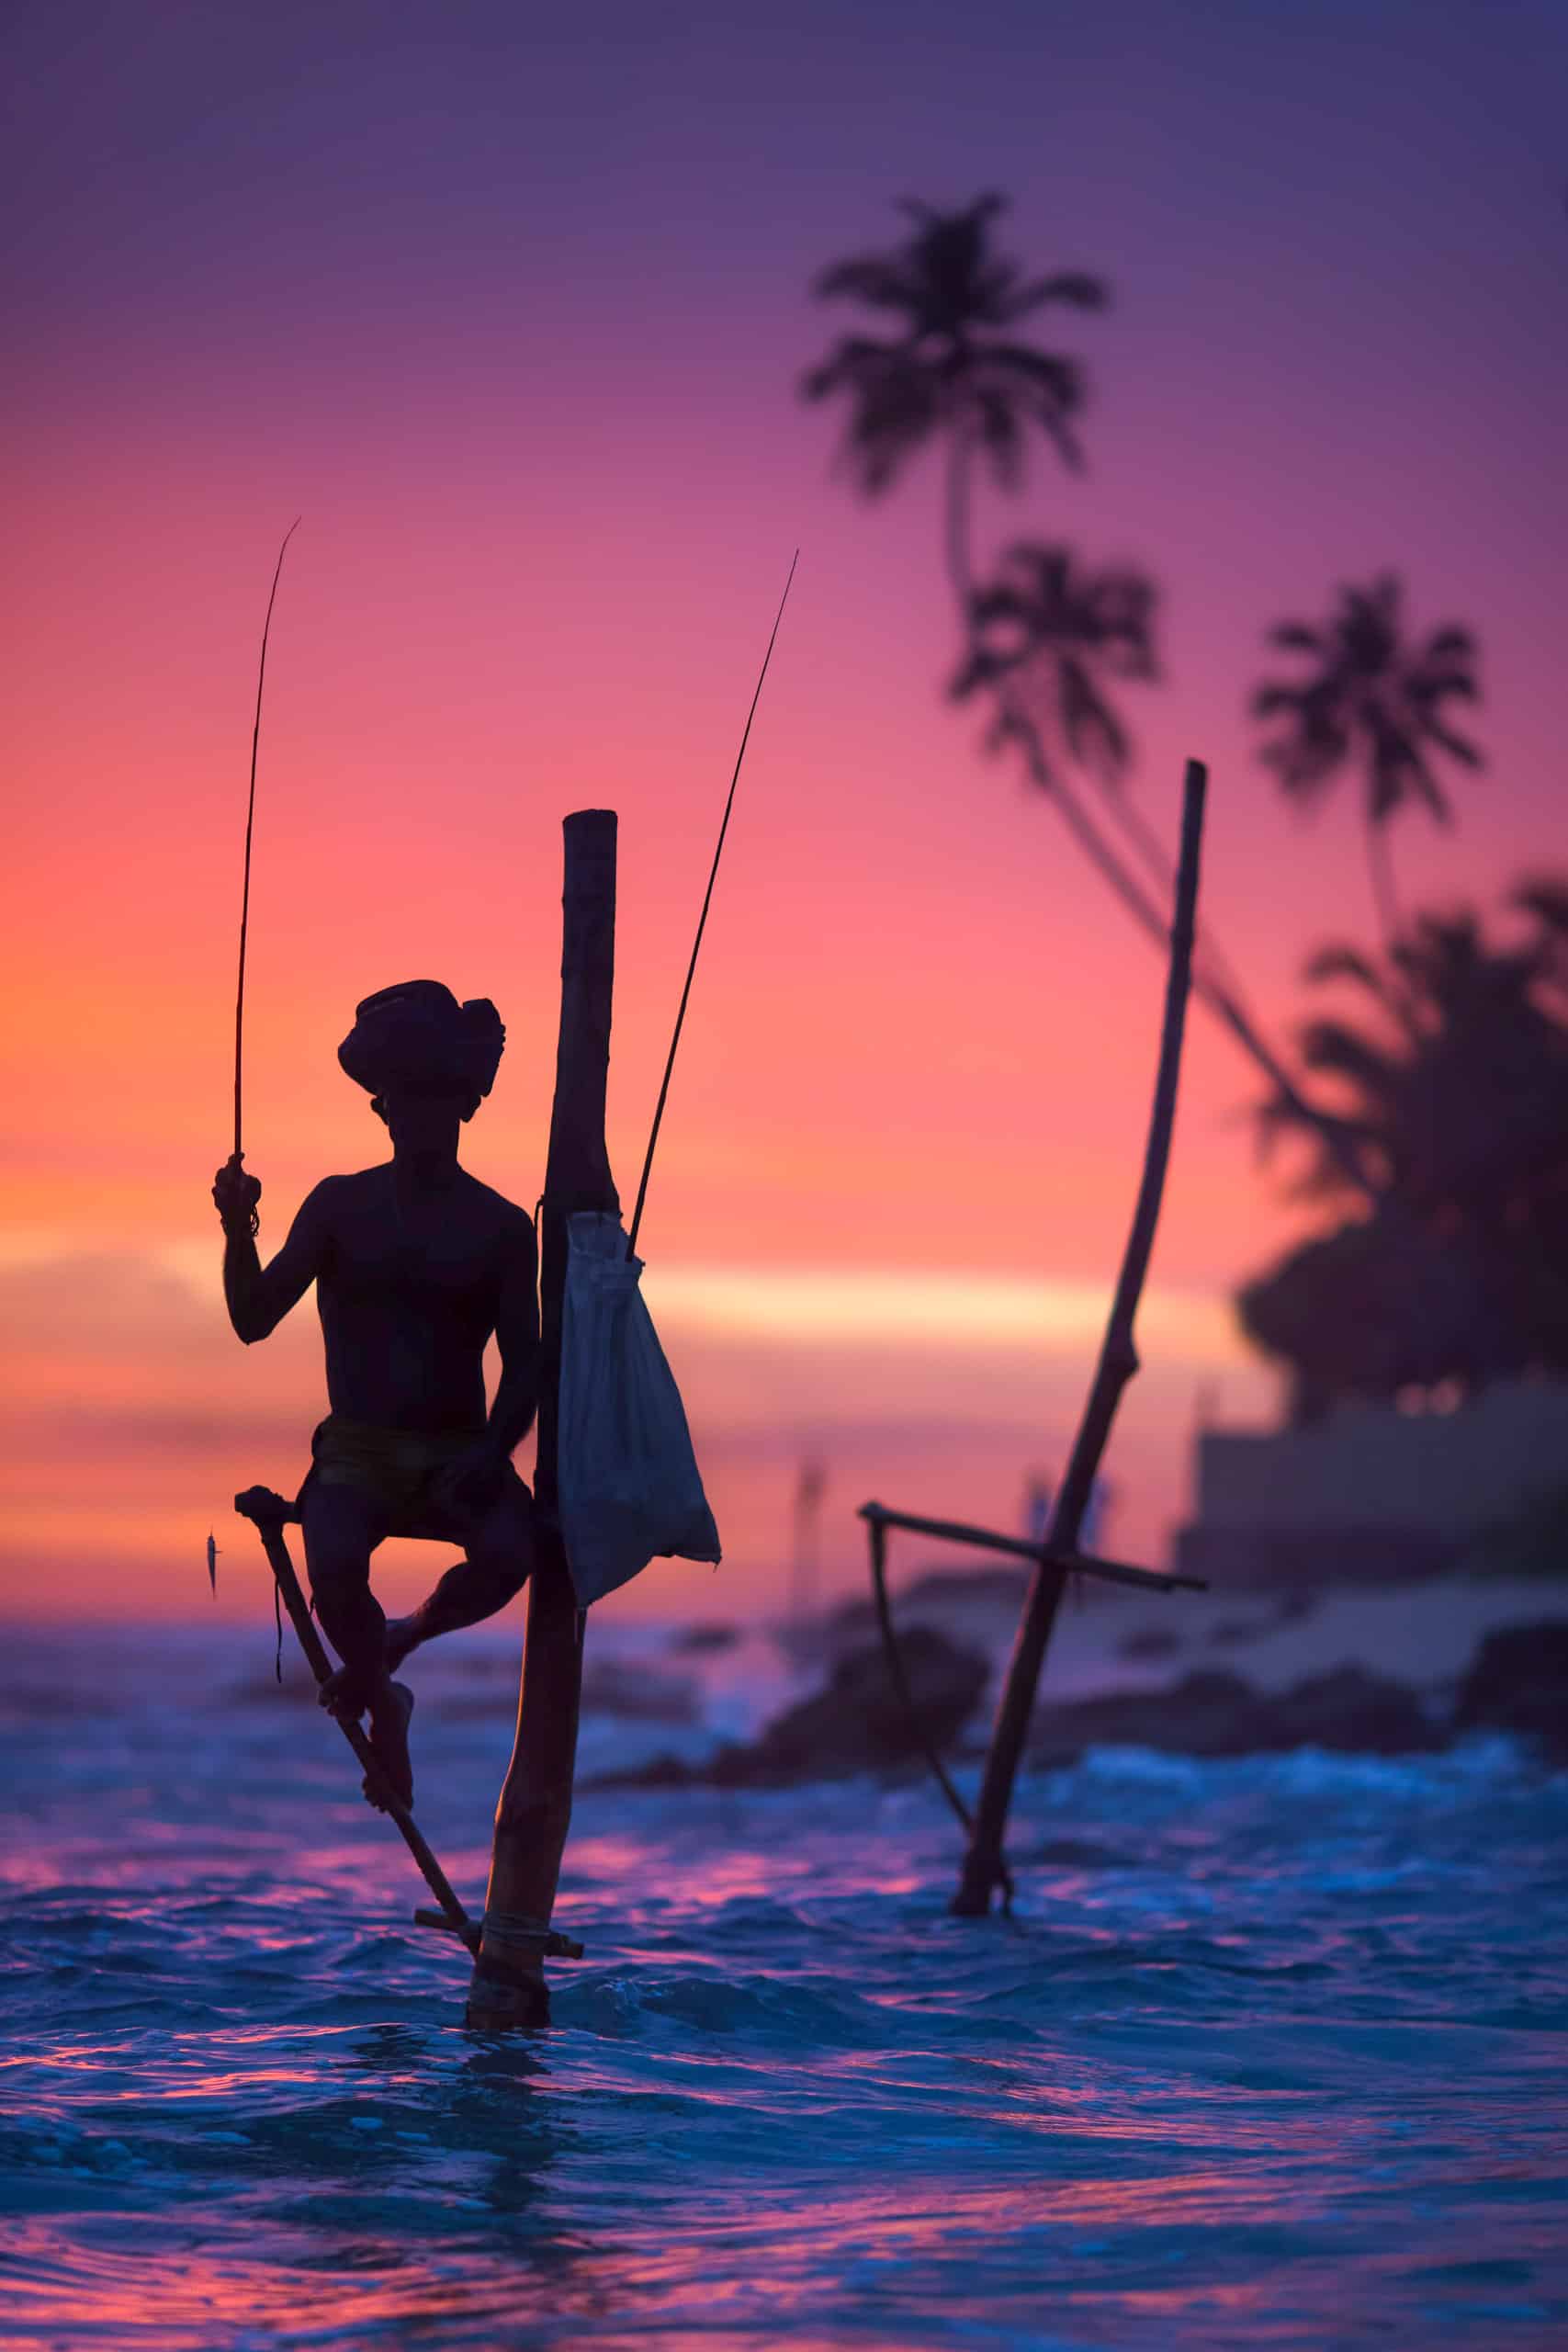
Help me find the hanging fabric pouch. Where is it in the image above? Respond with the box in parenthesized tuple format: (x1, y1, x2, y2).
(557, 1211, 722, 1606)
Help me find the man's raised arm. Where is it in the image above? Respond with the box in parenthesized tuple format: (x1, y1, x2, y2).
(212, 1162, 334, 1343)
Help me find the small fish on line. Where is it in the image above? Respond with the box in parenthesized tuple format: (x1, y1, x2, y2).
(207, 1533, 220, 1594)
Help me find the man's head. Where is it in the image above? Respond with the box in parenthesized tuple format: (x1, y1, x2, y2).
(371, 1076, 479, 1157)
(338, 981, 505, 1142)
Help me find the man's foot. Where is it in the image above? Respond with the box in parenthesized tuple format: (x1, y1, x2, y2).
(319, 1662, 367, 1719)
(384, 1612, 423, 1676)
(363, 1679, 415, 1814)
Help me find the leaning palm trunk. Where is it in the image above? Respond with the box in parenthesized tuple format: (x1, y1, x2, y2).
(1366, 815, 1402, 955)
(943, 429, 1380, 1204)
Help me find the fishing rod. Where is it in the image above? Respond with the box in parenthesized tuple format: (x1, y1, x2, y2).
(625, 548, 798, 1259)
(229, 519, 300, 1217)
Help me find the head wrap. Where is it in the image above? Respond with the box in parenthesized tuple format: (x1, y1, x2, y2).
(337, 980, 504, 1113)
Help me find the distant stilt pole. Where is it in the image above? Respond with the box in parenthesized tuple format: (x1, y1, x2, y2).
(790, 1454, 827, 1625)
(466, 809, 619, 2029)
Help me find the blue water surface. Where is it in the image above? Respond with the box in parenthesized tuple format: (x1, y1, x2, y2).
(2, 1623, 1565, 2350)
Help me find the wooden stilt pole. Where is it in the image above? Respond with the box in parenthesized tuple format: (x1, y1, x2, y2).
(233, 1484, 480, 1949)
(465, 808, 619, 2029)
(951, 758, 1208, 1918)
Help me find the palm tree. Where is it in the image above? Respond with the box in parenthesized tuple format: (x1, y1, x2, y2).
(1251, 574, 1483, 947)
(1257, 905, 1565, 1213)
(1517, 874, 1568, 1015)
(802, 195, 1375, 1201)
(951, 538, 1158, 779)
(1241, 888, 1568, 1413)
(800, 192, 1107, 611)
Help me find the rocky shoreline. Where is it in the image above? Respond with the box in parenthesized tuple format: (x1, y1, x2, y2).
(582, 1617, 1568, 1792)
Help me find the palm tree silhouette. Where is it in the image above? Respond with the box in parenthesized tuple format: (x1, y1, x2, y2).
(800, 192, 1106, 611)
(802, 195, 1371, 1196)
(1256, 897, 1567, 1215)
(802, 198, 1180, 939)
(1239, 884, 1568, 1413)
(952, 540, 1157, 773)
(1251, 574, 1483, 947)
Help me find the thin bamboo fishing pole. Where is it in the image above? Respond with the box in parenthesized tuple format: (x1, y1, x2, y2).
(231, 520, 300, 1182)
(625, 549, 798, 1259)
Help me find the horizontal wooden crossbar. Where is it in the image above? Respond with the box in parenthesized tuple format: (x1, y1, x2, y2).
(857, 1501, 1206, 1593)
(413, 1908, 584, 1960)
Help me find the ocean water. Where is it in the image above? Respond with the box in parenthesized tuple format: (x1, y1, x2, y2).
(3, 1621, 1565, 2351)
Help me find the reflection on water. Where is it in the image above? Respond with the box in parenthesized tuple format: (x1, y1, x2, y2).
(2, 1625, 1565, 2348)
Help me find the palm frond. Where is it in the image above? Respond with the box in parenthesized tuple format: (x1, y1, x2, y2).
(1303, 943, 1386, 993)
(1250, 681, 1306, 719)
(1059, 657, 1130, 779)
(1416, 715, 1483, 772)
(812, 255, 923, 311)
(1006, 270, 1110, 317)
(799, 335, 946, 493)
(973, 387, 1025, 491)
(1419, 625, 1476, 664)
(1298, 1015, 1404, 1105)
(1515, 874, 1568, 937)
(1266, 621, 1325, 655)
(1406, 668, 1480, 707)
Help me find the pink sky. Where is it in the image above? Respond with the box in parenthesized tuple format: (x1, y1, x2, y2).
(4, 0, 1563, 1623)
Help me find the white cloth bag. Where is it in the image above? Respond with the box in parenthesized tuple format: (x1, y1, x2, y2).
(556, 1210, 722, 1606)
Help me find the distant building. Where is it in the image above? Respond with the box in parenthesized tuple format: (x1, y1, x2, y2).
(1174, 1377, 1568, 1587)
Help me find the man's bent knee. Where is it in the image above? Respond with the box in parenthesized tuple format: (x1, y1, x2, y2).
(463, 1540, 532, 1605)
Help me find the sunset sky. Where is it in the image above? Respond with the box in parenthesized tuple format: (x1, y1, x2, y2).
(5, 0, 1563, 1626)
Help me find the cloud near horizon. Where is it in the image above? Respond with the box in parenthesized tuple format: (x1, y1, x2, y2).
(0, 1243, 1272, 1621)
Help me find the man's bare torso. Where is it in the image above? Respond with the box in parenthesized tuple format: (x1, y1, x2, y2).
(313, 1164, 533, 1434)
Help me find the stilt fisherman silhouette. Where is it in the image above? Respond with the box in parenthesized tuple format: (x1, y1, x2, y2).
(212, 981, 539, 1812)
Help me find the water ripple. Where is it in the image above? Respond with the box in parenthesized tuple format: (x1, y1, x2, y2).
(1, 1627, 1564, 2348)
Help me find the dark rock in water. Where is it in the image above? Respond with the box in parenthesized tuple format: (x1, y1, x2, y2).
(1209, 1617, 1273, 1648)
(1268, 1668, 1440, 1755)
(585, 1627, 990, 1791)
(1451, 1620, 1568, 1759)
(1028, 1837, 1134, 1868)
(899, 1565, 1030, 1613)
(435, 1656, 701, 1724)
(591, 1747, 695, 1790)
(1119, 1627, 1181, 1663)
(595, 1641, 1453, 1792)
(670, 1623, 739, 1656)
(1029, 1669, 1253, 1762)
(818, 1564, 1029, 1653)
(1029, 1664, 1438, 1763)
(578, 1659, 700, 1724)
(738, 1627, 990, 1782)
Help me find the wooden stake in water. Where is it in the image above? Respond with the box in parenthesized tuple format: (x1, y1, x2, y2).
(466, 810, 621, 2030)
(951, 757, 1209, 1917)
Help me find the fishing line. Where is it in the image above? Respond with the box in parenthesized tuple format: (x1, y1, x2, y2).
(626, 549, 798, 1257)
(231, 518, 301, 1218)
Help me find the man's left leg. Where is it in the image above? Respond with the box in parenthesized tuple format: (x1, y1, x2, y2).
(386, 1477, 536, 1671)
